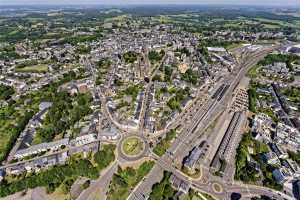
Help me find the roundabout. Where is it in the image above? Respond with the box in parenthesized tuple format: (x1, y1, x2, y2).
(212, 182, 223, 194)
(122, 136, 144, 156)
(118, 135, 149, 162)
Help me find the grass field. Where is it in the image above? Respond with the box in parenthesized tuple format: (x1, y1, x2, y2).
(16, 64, 48, 73)
(274, 12, 300, 18)
(255, 18, 299, 28)
(226, 42, 245, 50)
(263, 24, 281, 29)
(122, 137, 144, 156)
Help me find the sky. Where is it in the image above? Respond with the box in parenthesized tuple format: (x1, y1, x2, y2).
(0, 0, 300, 6)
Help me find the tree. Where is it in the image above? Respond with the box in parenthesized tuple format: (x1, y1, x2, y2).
(93, 144, 115, 171)
(0, 84, 14, 100)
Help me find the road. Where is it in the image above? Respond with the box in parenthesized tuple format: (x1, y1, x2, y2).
(126, 44, 294, 200)
(139, 52, 167, 135)
(77, 161, 118, 200)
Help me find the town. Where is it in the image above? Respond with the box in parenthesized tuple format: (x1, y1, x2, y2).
(0, 4, 300, 200)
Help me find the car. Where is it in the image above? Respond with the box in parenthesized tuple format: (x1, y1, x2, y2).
(231, 192, 242, 200)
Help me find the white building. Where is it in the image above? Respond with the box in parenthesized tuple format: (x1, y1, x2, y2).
(14, 138, 69, 159)
(72, 134, 97, 147)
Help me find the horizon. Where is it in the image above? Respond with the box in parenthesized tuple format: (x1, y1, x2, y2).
(1, 4, 300, 9)
(1, 0, 300, 6)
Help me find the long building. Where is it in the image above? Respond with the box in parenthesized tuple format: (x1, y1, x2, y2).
(210, 111, 245, 170)
(14, 138, 69, 159)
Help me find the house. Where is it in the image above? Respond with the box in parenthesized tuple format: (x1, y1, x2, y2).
(77, 83, 88, 93)
(0, 170, 5, 182)
(276, 123, 300, 148)
(173, 191, 187, 200)
(262, 152, 280, 165)
(272, 168, 288, 184)
(292, 118, 300, 132)
(247, 155, 260, 173)
(6, 164, 26, 175)
(207, 47, 226, 52)
(269, 143, 288, 159)
(169, 174, 190, 194)
(99, 126, 120, 140)
(57, 151, 68, 164)
(39, 101, 52, 111)
(72, 134, 97, 147)
(69, 84, 79, 96)
(287, 44, 300, 54)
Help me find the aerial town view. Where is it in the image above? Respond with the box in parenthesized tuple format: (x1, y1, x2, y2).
(0, 0, 300, 199)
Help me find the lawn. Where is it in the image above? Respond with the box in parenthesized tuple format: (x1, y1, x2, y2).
(188, 189, 216, 200)
(0, 108, 34, 162)
(16, 64, 48, 73)
(225, 42, 245, 50)
(198, 192, 216, 200)
(122, 137, 144, 156)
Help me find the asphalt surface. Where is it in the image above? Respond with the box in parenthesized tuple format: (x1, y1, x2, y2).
(77, 161, 118, 200)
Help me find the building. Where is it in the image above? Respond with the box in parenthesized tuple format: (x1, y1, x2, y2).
(99, 126, 120, 141)
(6, 151, 69, 175)
(269, 143, 288, 159)
(173, 191, 187, 200)
(287, 44, 300, 54)
(6, 164, 26, 175)
(39, 101, 52, 111)
(293, 180, 300, 200)
(169, 174, 190, 194)
(0, 170, 5, 182)
(207, 47, 227, 52)
(14, 138, 69, 159)
(262, 152, 280, 165)
(184, 146, 202, 171)
(276, 123, 300, 149)
(272, 168, 288, 184)
(71, 134, 97, 147)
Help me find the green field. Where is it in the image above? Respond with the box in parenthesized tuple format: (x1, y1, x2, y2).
(255, 18, 300, 28)
(122, 137, 144, 156)
(226, 42, 245, 50)
(16, 64, 48, 73)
